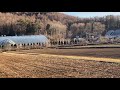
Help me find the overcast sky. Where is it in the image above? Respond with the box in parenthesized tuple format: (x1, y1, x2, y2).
(62, 12, 120, 18)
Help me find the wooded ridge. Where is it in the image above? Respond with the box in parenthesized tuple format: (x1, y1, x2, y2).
(0, 12, 120, 39)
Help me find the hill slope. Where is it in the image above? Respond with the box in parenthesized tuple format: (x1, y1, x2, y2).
(0, 12, 120, 39)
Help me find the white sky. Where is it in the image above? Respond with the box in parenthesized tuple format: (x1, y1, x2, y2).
(62, 12, 120, 18)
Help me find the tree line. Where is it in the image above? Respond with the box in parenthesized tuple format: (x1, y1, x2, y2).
(0, 12, 120, 39)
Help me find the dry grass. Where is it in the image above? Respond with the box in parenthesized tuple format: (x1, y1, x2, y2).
(16, 48, 120, 59)
(0, 48, 120, 78)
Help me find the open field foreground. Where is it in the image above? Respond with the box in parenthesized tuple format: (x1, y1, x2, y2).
(0, 48, 120, 78)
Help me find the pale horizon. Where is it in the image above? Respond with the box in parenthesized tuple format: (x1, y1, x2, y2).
(62, 12, 120, 18)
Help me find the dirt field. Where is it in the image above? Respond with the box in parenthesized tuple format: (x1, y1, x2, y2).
(17, 48, 120, 59)
(0, 48, 120, 78)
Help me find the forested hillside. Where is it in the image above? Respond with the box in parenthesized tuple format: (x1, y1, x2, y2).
(0, 12, 120, 39)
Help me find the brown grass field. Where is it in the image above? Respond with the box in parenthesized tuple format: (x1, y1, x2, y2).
(0, 48, 120, 78)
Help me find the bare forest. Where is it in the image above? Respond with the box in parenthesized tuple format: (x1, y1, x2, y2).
(0, 12, 120, 40)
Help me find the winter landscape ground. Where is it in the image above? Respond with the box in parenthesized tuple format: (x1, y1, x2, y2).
(0, 48, 120, 78)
